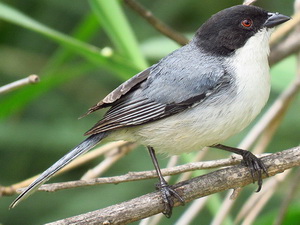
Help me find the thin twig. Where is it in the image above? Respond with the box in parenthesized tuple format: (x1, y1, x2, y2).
(163, 155, 180, 181)
(273, 168, 300, 225)
(243, 0, 258, 5)
(34, 154, 250, 193)
(46, 146, 300, 225)
(177, 148, 208, 182)
(269, 30, 300, 66)
(234, 170, 291, 224)
(242, 187, 275, 225)
(211, 186, 238, 225)
(123, 0, 189, 46)
(269, 11, 300, 46)
(81, 143, 135, 180)
(0, 141, 129, 196)
(269, 9, 300, 65)
(174, 197, 210, 225)
(0, 75, 40, 94)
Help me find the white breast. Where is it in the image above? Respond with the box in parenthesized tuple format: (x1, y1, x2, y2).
(227, 28, 272, 116)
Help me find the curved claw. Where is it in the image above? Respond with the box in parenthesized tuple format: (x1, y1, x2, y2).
(156, 182, 185, 217)
(240, 151, 269, 192)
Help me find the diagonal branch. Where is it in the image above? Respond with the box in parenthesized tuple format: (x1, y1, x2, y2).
(46, 146, 300, 225)
(0, 74, 39, 94)
(123, 0, 189, 46)
(31, 154, 247, 193)
(0, 141, 131, 196)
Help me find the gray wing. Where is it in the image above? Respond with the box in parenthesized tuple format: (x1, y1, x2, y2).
(84, 44, 231, 135)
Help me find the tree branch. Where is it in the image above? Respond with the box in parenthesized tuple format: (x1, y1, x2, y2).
(0, 141, 131, 196)
(46, 146, 300, 225)
(269, 30, 300, 66)
(34, 154, 245, 192)
(0, 74, 39, 94)
(273, 168, 300, 225)
(123, 0, 189, 46)
(269, 11, 300, 66)
(243, 0, 258, 5)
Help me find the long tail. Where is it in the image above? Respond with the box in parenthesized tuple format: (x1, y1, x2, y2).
(10, 132, 107, 209)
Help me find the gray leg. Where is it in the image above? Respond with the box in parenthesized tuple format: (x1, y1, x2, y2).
(148, 146, 184, 217)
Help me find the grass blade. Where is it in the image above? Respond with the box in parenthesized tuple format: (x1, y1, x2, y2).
(89, 0, 148, 69)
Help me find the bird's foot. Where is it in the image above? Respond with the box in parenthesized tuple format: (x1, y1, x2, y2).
(240, 151, 269, 192)
(212, 144, 269, 192)
(155, 180, 185, 218)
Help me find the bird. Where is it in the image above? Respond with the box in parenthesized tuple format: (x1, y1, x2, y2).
(10, 4, 290, 217)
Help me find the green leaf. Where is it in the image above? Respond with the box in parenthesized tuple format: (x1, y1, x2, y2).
(43, 13, 100, 74)
(0, 2, 139, 79)
(89, 0, 148, 70)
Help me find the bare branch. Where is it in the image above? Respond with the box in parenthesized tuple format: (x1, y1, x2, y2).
(235, 170, 292, 224)
(81, 143, 135, 180)
(123, 0, 189, 46)
(45, 146, 299, 225)
(36, 154, 247, 193)
(1, 141, 130, 196)
(175, 197, 210, 225)
(269, 30, 300, 66)
(273, 168, 300, 225)
(269, 10, 300, 65)
(270, 11, 300, 46)
(0, 75, 39, 94)
(243, 0, 257, 5)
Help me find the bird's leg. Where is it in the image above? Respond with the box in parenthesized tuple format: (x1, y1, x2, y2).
(147, 146, 184, 218)
(213, 144, 269, 192)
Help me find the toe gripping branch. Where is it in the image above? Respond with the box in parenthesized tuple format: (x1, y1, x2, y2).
(156, 177, 185, 217)
(213, 144, 269, 192)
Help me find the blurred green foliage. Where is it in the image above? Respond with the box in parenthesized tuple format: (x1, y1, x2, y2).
(0, 0, 298, 224)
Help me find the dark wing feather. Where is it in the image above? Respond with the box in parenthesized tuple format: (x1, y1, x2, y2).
(82, 68, 151, 117)
(85, 98, 166, 135)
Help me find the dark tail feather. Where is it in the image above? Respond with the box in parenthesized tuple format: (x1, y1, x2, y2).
(10, 133, 107, 209)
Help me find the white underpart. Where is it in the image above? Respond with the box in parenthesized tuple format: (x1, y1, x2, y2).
(111, 28, 273, 155)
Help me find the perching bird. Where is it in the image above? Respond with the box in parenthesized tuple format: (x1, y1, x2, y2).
(10, 4, 290, 217)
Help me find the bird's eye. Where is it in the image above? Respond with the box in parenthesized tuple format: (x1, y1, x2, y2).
(241, 19, 253, 28)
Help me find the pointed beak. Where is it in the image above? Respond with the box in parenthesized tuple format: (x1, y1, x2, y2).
(264, 12, 291, 28)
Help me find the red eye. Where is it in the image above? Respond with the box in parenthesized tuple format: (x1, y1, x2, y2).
(241, 19, 253, 28)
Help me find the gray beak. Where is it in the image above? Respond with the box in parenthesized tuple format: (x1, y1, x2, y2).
(264, 12, 290, 28)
